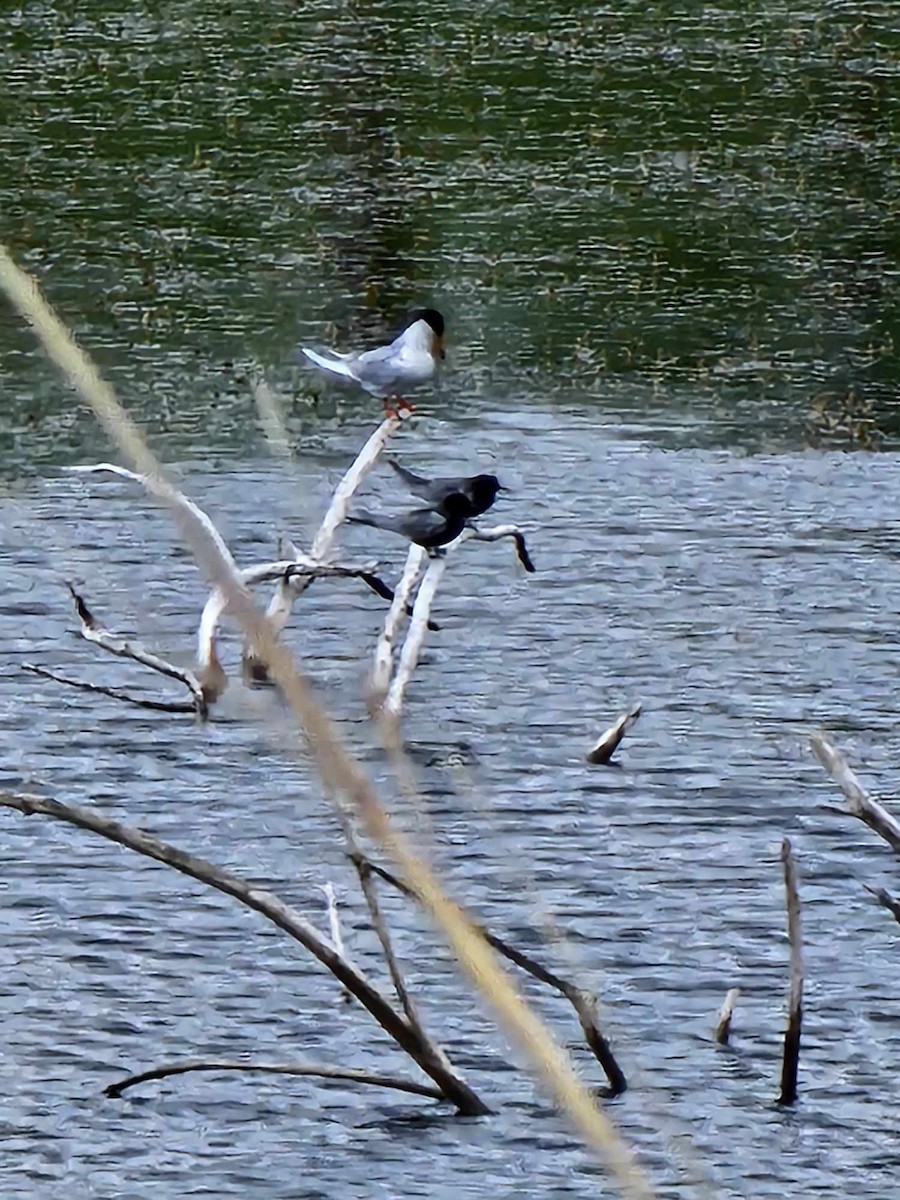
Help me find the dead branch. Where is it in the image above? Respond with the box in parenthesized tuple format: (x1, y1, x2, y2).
(714, 988, 740, 1046)
(105, 1058, 444, 1101)
(360, 570, 439, 631)
(2, 246, 652, 1194)
(383, 556, 448, 720)
(586, 704, 643, 765)
(371, 545, 428, 704)
(243, 416, 402, 681)
(810, 733, 900, 855)
(466, 523, 536, 573)
(777, 838, 803, 1106)
(357, 853, 627, 1096)
(21, 663, 196, 714)
(320, 882, 352, 1004)
(0, 788, 490, 1116)
(64, 584, 207, 717)
(866, 885, 900, 927)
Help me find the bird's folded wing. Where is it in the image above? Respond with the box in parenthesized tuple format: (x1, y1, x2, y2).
(300, 347, 358, 379)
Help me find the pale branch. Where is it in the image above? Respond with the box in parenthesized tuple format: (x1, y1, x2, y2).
(809, 733, 900, 855)
(586, 704, 643, 766)
(196, 555, 380, 692)
(866, 885, 900, 927)
(67, 463, 238, 572)
(243, 415, 402, 681)
(104, 1059, 445, 1101)
(383, 556, 447, 719)
(21, 663, 196, 714)
(105, 1065, 444, 1099)
(360, 570, 440, 631)
(252, 374, 294, 461)
(714, 988, 740, 1046)
(320, 882, 351, 1004)
(465, 523, 536, 573)
(65, 584, 207, 717)
(0, 788, 490, 1117)
(356, 854, 627, 1096)
(372, 545, 427, 702)
(777, 837, 803, 1107)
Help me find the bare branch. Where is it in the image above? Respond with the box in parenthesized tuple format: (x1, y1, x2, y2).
(372, 545, 428, 702)
(21, 663, 196, 714)
(243, 416, 402, 681)
(866, 885, 900, 927)
(320, 882, 352, 1004)
(777, 838, 803, 1106)
(65, 584, 207, 717)
(586, 704, 643, 765)
(360, 570, 440, 632)
(383, 556, 447, 720)
(105, 1058, 444, 1101)
(0, 788, 490, 1116)
(714, 988, 740, 1046)
(357, 854, 627, 1096)
(466, 523, 536, 573)
(810, 733, 900, 855)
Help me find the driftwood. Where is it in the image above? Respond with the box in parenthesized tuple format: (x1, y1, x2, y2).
(867, 886, 900, 926)
(357, 853, 627, 1096)
(714, 988, 740, 1046)
(2, 244, 652, 1196)
(0, 787, 490, 1116)
(777, 838, 803, 1106)
(243, 416, 402, 682)
(586, 704, 643, 765)
(810, 733, 900, 855)
(371, 545, 427, 702)
(105, 1059, 444, 1101)
(28, 584, 210, 717)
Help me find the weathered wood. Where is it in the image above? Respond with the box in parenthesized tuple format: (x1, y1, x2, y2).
(0, 788, 491, 1117)
(714, 988, 740, 1045)
(777, 838, 803, 1106)
(105, 1058, 444, 1101)
(586, 704, 643, 765)
(357, 854, 627, 1097)
(810, 733, 900, 855)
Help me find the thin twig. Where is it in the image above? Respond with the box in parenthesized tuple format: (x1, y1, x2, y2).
(586, 705, 643, 765)
(104, 1058, 444, 1101)
(357, 854, 627, 1096)
(777, 838, 803, 1106)
(360, 571, 440, 631)
(320, 883, 351, 1004)
(466, 523, 536, 573)
(65, 583, 207, 718)
(714, 988, 740, 1046)
(810, 733, 900, 855)
(21, 663, 196, 714)
(866, 885, 900, 927)
(0, 787, 490, 1116)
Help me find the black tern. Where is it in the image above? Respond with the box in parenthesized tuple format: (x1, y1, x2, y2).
(347, 490, 471, 552)
(386, 459, 502, 519)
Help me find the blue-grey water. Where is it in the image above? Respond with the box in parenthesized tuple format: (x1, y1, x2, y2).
(2, 1, 900, 1197)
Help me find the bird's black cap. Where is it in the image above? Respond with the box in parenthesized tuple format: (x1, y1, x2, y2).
(407, 308, 444, 337)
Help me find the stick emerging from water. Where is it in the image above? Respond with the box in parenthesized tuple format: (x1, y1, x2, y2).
(777, 838, 803, 1106)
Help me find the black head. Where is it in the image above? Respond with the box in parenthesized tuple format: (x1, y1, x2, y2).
(407, 307, 444, 337)
(470, 474, 502, 512)
(440, 490, 473, 519)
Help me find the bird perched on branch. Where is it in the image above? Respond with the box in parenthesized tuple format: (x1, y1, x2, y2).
(386, 459, 503, 520)
(347, 491, 471, 553)
(299, 309, 445, 418)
